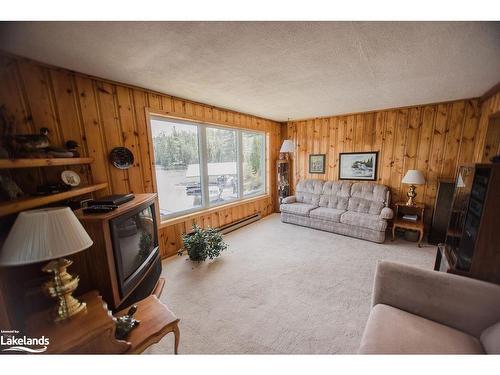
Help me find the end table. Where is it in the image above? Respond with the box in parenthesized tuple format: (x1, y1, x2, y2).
(25, 291, 130, 354)
(392, 202, 425, 247)
(25, 287, 180, 354)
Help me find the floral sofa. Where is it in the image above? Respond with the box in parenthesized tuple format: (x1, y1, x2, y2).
(280, 179, 393, 243)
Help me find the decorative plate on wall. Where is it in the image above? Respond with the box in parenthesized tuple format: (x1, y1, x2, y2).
(61, 170, 81, 187)
(109, 147, 134, 169)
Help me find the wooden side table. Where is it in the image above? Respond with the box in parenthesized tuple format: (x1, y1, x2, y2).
(25, 288, 180, 354)
(25, 291, 130, 354)
(115, 294, 180, 354)
(392, 202, 425, 247)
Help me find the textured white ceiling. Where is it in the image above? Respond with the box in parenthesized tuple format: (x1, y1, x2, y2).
(0, 22, 499, 121)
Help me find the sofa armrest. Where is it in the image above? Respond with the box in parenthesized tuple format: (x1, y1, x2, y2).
(372, 261, 500, 337)
(379, 207, 393, 220)
(281, 196, 296, 204)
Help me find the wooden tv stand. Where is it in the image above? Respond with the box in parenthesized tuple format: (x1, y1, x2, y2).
(74, 193, 161, 310)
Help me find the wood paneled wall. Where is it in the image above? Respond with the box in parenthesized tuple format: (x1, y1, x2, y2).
(282, 99, 483, 223)
(0, 53, 281, 259)
(475, 91, 500, 162)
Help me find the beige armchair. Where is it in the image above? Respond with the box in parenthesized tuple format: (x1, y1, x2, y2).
(359, 261, 500, 354)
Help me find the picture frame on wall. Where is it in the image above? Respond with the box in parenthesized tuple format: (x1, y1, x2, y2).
(309, 154, 326, 174)
(339, 151, 378, 181)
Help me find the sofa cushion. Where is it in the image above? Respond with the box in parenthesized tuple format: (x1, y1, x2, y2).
(340, 211, 387, 232)
(359, 304, 484, 354)
(319, 194, 349, 210)
(322, 181, 352, 196)
(309, 207, 345, 223)
(280, 203, 317, 217)
(480, 321, 500, 354)
(318, 181, 350, 210)
(348, 183, 388, 215)
(348, 197, 385, 215)
(295, 179, 324, 205)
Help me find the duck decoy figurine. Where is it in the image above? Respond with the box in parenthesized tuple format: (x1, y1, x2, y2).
(46, 139, 80, 158)
(6, 127, 51, 157)
(12, 127, 51, 152)
(114, 304, 140, 340)
(65, 140, 81, 157)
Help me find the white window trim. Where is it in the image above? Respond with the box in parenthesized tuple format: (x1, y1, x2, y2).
(149, 115, 267, 221)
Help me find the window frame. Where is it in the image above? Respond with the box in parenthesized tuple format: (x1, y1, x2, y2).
(204, 124, 240, 208)
(241, 130, 267, 199)
(148, 112, 268, 222)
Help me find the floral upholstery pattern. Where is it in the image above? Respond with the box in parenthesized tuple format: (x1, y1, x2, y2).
(340, 211, 388, 232)
(280, 202, 317, 217)
(309, 207, 345, 223)
(295, 179, 324, 205)
(280, 179, 392, 243)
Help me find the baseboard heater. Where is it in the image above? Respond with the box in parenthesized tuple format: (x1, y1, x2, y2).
(217, 213, 261, 235)
(179, 214, 261, 255)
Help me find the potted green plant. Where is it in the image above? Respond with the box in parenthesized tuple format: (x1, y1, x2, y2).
(180, 225, 227, 262)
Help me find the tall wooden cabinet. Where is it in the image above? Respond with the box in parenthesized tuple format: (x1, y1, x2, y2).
(435, 163, 500, 284)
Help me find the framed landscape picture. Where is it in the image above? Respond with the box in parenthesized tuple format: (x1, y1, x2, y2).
(309, 154, 326, 174)
(339, 151, 378, 181)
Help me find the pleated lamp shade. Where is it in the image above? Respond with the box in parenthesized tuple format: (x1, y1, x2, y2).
(0, 207, 93, 266)
(279, 140, 294, 153)
(402, 170, 426, 185)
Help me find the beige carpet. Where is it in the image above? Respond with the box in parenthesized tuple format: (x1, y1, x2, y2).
(144, 214, 436, 354)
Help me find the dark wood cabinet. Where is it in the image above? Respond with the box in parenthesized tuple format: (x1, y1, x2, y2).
(428, 179, 455, 245)
(435, 163, 500, 284)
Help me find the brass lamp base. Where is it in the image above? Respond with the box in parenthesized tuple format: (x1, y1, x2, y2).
(406, 184, 417, 206)
(42, 258, 86, 322)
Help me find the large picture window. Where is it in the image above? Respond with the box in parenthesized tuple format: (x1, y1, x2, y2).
(151, 119, 202, 215)
(206, 127, 239, 204)
(150, 115, 267, 219)
(242, 131, 265, 197)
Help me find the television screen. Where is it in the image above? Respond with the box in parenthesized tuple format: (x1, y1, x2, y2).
(110, 202, 159, 296)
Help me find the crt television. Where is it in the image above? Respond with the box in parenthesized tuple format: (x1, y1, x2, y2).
(109, 199, 159, 298)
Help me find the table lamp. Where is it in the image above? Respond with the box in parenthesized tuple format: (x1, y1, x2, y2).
(279, 139, 294, 160)
(0, 207, 93, 322)
(401, 170, 426, 206)
(456, 173, 466, 188)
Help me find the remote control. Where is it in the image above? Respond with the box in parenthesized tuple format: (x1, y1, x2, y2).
(83, 205, 118, 214)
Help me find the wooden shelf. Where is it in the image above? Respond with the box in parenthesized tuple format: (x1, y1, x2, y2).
(0, 157, 94, 169)
(0, 183, 108, 217)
